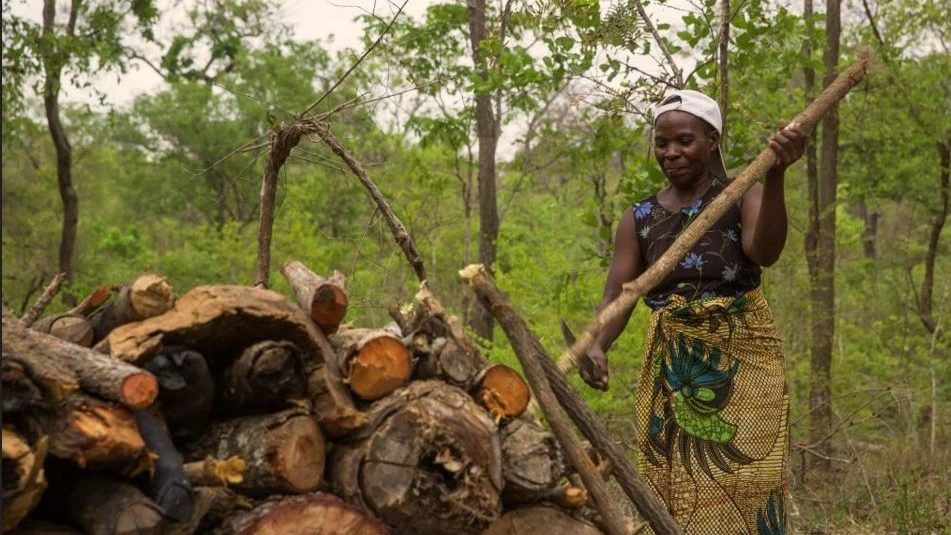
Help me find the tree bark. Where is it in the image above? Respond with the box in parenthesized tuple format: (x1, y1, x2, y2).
(2, 310, 157, 410)
(2, 431, 49, 532)
(40, 393, 153, 477)
(2, 347, 78, 414)
(32, 313, 94, 347)
(211, 493, 389, 535)
(329, 327, 412, 401)
(89, 274, 175, 344)
(184, 408, 325, 498)
(472, 364, 531, 422)
(220, 340, 307, 412)
(102, 285, 323, 368)
(919, 140, 949, 333)
(65, 473, 165, 535)
(466, 0, 500, 343)
(307, 363, 368, 438)
(498, 415, 565, 505)
(483, 505, 605, 535)
(329, 381, 503, 535)
(809, 0, 841, 458)
(41, 0, 78, 299)
(280, 261, 348, 334)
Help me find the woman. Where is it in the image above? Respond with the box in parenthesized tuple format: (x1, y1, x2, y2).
(579, 90, 804, 534)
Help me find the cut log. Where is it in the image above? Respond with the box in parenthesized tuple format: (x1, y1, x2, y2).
(307, 363, 367, 438)
(212, 493, 388, 535)
(134, 409, 195, 522)
(2, 312, 157, 410)
(414, 337, 482, 388)
(31, 313, 94, 347)
(66, 285, 113, 317)
(221, 340, 307, 412)
(142, 346, 215, 442)
(165, 486, 253, 535)
(183, 456, 246, 487)
(102, 285, 323, 367)
(184, 408, 325, 497)
(66, 473, 165, 535)
(482, 505, 605, 535)
(2, 350, 78, 414)
(472, 364, 531, 422)
(330, 380, 503, 535)
(330, 328, 411, 401)
(498, 415, 565, 505)
(280, 261, 349, 334)
(89, 274, 175, 343)
(40, 393, 152, 477)
(2, 431, 48, 532)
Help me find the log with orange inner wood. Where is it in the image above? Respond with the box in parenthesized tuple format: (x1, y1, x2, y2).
(2, 264, 603, 535)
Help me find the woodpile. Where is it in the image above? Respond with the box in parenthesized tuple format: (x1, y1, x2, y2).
(2, 265, 607, 535)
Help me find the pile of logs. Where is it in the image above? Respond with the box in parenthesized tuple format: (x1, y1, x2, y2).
(2, 261, 610, 535)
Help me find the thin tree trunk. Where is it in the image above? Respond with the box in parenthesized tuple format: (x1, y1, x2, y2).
(718, 0, 730, 145)
(919, 140, 949, 333)
(42, 0, 80, 304)
(810, 0, 841, 458)
(467, 0, 500, 342)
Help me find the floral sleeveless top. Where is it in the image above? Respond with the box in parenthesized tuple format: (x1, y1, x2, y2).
(633, 178, 761, 309)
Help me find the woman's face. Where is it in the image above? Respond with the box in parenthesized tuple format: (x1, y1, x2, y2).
(653, 111, 719, 188)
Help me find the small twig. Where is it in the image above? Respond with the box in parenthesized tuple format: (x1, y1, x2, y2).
(19, 273, 67, 327)
(631, 0, 684, 88)
(315, 121, 427, 283)
(792, 442, 852, 464)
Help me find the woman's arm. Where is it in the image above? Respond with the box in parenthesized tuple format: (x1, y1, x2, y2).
(741, 125, 805, 267)
(579, 208, 644, 390)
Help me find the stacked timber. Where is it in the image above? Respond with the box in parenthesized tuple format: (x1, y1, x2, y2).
(2, 264, 605, 535)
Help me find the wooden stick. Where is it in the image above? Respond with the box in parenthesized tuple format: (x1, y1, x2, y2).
(461, 264, 681, 535)
(460, 265, 631, 535)
(315, 121, 428, 283)
(19, 272, 67, 327)
(556, 53, 870, 373)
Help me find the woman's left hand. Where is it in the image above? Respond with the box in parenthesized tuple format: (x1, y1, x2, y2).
(768, 122, 806, 173)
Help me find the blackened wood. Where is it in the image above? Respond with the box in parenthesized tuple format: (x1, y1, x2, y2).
(280, 261, 349, 334)
(88, 274, 174, 344)
(134, 409, 195, 522)
(221, 340, 306, 413)
(143, 347, 215, 442)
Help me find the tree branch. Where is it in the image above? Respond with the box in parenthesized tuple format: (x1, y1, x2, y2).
(632, 0, 684, 88)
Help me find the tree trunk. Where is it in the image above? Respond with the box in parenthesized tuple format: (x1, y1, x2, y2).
(32, 313, 94, 347)
(2, 431, 49, 532)
(211, 493, 388, 535)
(467, 0, 500, 343)
(220, 340, 307, 413)
(280, 261, 348, 334)
(89, 274, 175, 344)
(101, 285, 323, 368)
(810, 0, 841, 458)
(472, 364, 531, 422)
(482, 505, 605, 535)
(40, 393, 153, 477)
(184, 408, 325, 498)
(718, 0, 730, 146)
(65, 473, 165, 535)
(329, 327, 412, 401)
(498, 415, 565, 505)
(855, 199, 878, 260)
(41, 0, 78, 302)
(919, 140, 949, 333)
(2, 311, 157, 410)
(329, 381, 503, 535)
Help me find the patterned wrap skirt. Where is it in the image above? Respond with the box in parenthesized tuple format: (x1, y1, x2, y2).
(635, 288, 789, 535)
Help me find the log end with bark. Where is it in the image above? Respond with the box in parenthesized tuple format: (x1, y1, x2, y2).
(331, 328, 412, 401)
(498, 415, 565, 505)
(212, 493, 388, 535)
(280, 261, 349, 334)
(221, 340, 307, 413)
(482, 505, 605, 535)
(32, 314, 94, 347)
(473, 364, 531, 422)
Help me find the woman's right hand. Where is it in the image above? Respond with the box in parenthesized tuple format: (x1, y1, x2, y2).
(579, 346, 609, 391)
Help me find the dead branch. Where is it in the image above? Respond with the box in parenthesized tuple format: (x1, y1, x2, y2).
(632, 0, 684, 88)
(19, 273, 67, 327)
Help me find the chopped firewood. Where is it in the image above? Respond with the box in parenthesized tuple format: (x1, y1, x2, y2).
(89, 274, 175, 344)
(142, 347, 214, 442)
(280, 261, 349, 334)
(221, 340, 307, 413)
(2, 311, 157, 410)
(211, 493, 388, 535)
(103, 285, 323, 367)
(2, 349, 78, 414)
(66, 472, 165, 535)
(2, 430, 49, 532)
(185, 408, 325, 497)
(41, 393, 152, 477)
(414, 337, 482, 388)
(31, 313, 94, 347)
(330, 381, 503, 535)
(473, 364, 531, 422)
(306, 363, 367, 438)
(165, 486, 253, 535)
(329, 327, 412, 401)
(66, 285, 113, 317)
(498, 415, 565, 505)
(482, 505, 605, 535)
(183, 456, 246, 487)
(134, 409, 195, 522)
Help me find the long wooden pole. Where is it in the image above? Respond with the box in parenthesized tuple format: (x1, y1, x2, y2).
(556, 53, 870, 373)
